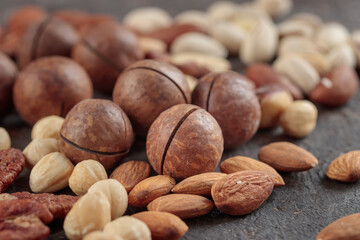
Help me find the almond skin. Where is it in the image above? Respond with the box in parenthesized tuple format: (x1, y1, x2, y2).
(128, 175, 176, 207)
(171, 172, 226, 196)
(220, 156, 285, 187)
(110, 161, 151, 193)
(147, 194, 214, 219)
(132, 211, 188, 240)
(326, 151, 360, 182)
(258, 142, 318, 172)
(211, 170, 274, 216)
(316, 213, 360, 240)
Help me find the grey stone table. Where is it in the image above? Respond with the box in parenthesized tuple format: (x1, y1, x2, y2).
(1, 0, 360, 239)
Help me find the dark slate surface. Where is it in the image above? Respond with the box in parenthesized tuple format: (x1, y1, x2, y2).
(1, 0, 360, 239)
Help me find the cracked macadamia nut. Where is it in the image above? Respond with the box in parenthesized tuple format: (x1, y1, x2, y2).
(31, 115, 64, 140)
(23, 138, 59, 168)
(0, 127, 11, 150)
(59, 99, 134, 170)
(0, 52, 17, 118)
(69, 160, 108, 196)
(192, 71, 260, 149)
(72, 21, 144, 93)
(29, 152, 74, 193)
(147, 104, 224, 180)
(13, 56, 93, 125)
(280, 100, 318, 138)
(103, 216, 151, 240)
(17, 17, 79, 68)
(113, 59, 191, 137)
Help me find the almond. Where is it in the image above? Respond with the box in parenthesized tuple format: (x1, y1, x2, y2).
(211, 170, 274, 216)
(326, 151, 360, 182)
(132, 211, 188, 240)
(316, 213, 360, 240)
(245, 63, 282, 88)
(220, 156, 285, 187)
(110, 161, 151, 193)
(258, 142, 318, 172)
(147, 194, 214, 219)
(128, 175, 176, 207)
(171, 172, 226, 196)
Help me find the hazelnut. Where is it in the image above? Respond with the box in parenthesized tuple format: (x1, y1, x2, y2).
(0, 52, 17, 117)
(29, 152, 74, 193)
(192, 71, 260, 149)
(69, 160, 108, 196)
(0, 127, 11, 150)
(103, 216, 151, 240)
(146, 104, 223, 180)
(113, 59, 191, 137)
(0, 6, 46, 57)
(64, 191, 111, 240)
(31, 115, 64, 140)
(83, 231, 122, 240)
(17, 17, 79, 68)
(280, 100, 318, 138)
(13, 56, 93, 125)
(59, 99, 134, 170)
(23, 138, 59, 168)
(72, 21, 144, 93)
(88, 179, 128, 220)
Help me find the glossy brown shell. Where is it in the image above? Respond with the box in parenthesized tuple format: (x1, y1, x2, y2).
(192, 71, 261, 149)
(72, 21, 144, 93)
(59, 99, 134, 170)
(13, 56, 93, 125)
(17, 17, 79, 68)
(113, 59, 191, 137)
(0, 52, 17, 117)
(146, 104, 223, 180)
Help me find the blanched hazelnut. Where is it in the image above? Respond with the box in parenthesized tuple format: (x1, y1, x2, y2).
(103, 216, 151, 240)
(31, 115, 64, 140)
(0, 127, 11, 150)
(23, 138, 59, 168)
(69, 160, 108, 195)
(83, 231, 123, 240)
(280, 100, 318, 138)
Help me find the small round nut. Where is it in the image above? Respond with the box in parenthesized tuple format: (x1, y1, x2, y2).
(23, 138, 59, 168)
(0, 127, 11, 150)
(103, 216, 151, 240)
(29, 152, 74, 193)
(280, 100, 318, 138)
(31, 115, 64, 140)
(84, 231, 123, 240)
(64, 191, 111, 240)
(88, 179, 128, 220)
(69, 160, 108, 196)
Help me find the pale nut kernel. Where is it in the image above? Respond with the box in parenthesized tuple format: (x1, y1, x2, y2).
(297, 52, 331, 76)
(240, 18, 278, 64)
(277, 20, 315, 38)
(69, 160, 108, 196)
(350, 30, 360, 68)
(171, 32, 228, 58)
(30, 152, 74, 193)
(207, 1, 239, 21)
(23, 138, 59, 169)
(0, 127, 11, 150)
(88, 179, 128, 220)
(278, 36, 319, 56)
(273, 54, 320, 94)
(174, 10, 211, 31)
(260, 91, 293, 129)
(280, 100, 318, 138)
(255, 0, 293, 19)
(123, 7, 172, 34)
(185, 75, 198, 92)
(209, 21, 247, 55)
(170, 52, 231, 72)
(289, 12, 323, 30)
(327, 44, 357, 69)
(315, 23, 349, 52)
(83, 231, 123, 240)
(31, 115, 64, 140)
(64, 191, 111, 240)
(138, 37, 167, 54)
(103, 216, 151, 240)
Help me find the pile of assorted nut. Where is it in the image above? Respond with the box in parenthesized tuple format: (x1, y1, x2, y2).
(0, 0, 360, 239)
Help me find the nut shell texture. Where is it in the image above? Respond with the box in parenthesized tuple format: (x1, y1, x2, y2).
(146, 104, 223, 180)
